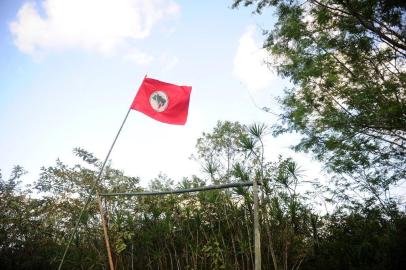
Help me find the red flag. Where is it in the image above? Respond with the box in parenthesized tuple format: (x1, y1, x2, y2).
(130, 77, 192, 125)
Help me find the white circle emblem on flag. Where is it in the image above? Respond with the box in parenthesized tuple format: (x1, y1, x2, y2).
(149, 91, 169, 112)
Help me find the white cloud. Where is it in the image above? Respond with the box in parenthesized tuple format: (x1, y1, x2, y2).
(233, 26, 277, 92)
(10, 0, 180, 55)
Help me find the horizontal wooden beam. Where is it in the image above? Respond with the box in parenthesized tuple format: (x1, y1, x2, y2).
(100, 181, 254, 197)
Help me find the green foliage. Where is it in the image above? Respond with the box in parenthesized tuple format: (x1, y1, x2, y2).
(232, 0, 406, 206)
(0, 149, 141, 269)
(1, 122, 406, 269)
(304, 206, 406, 270)
(193, 121, 253, 183)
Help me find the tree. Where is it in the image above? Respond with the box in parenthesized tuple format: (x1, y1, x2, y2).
(2, 131, 406, 269)
(0, 166, 63, 269)
(305, 205, 406, 270)
(195, 121, 315, 270)
(193, 121, 251, 183)
(232, 0, 406, 204)
(34, 148, 141, 269)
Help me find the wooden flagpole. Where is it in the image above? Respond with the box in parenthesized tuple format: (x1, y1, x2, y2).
(57, 108, 132, 270)
(96, 192, 115, 270)
(253, 176, 261, 270)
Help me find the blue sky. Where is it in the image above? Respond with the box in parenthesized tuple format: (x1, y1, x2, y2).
(0, 0, 323, 187)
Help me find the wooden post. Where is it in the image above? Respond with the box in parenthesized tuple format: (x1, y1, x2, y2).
(253, 177, 261, 270)
(97, 192, 115, 270)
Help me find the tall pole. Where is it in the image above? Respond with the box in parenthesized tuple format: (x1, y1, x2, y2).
(97, 192, 115, 270)
(57, 108, 132, 270)
(253, 176, 261, 270)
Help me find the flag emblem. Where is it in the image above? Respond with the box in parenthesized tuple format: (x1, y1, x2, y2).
(149, 91, 169, 112)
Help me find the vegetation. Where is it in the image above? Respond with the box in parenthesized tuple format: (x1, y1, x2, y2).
(1, 1, 405, 269)
(1, 121, 406, 269)
(232, 0, 406, 207)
